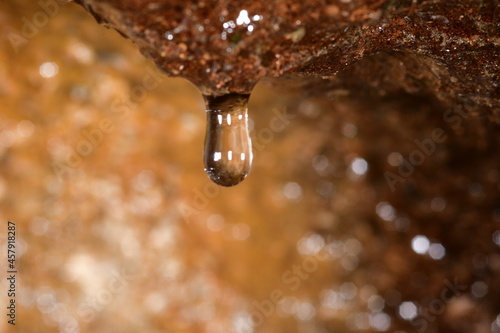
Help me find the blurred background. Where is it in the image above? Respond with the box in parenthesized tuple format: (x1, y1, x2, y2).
(1, 1, 500, 333)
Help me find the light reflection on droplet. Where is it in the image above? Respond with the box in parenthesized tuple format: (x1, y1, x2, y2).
(159, 260, 182, 280)
(149, 225, 176, 250)
(129, 192, 161, 216)
(236, 9, 251, 25)
(360, 285, 377, 302)
(428, 243, 446, 260)
(60, 317, 79, 333)
(341, 123, 357, 138)
(325, 240, 345, 258)
(344, 238, 362, 255)
(50, 303, 69, 322)
(320, 289, 344, 309)
(233, 311, 254, 333)
(293, 301, 316, 321)
(230, 223, 250, 241)
(399, 301, 418, 320)
(492, 318, 500, 333)
(37, 293, 57, 313)
(368, 295, 385, 313)
(298, 100, 320, 118)
(206, 214, 224, 231)
(283, 182, 303, 201)
(278, 296, 299, 314)
(411, 235, 430, 254)
(69, 41, 95, 64)
(340, 254, 359, 271)
(133, 170, 156, 192)
(350, 157, 368, 176)
(179, 112, 200, 135)
(312, 155, 329, 173)
(491, 314, 500, 333)
(346, 313, 371, 330)
(370, 312, 391, 331)
(376, 202, 396, 221)
(340, 282, 357, 300)
(39, 62, 59, 78)
(297, 233, 325, 255)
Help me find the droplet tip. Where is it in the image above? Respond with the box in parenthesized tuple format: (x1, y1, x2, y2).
(204, 168, 248, 187)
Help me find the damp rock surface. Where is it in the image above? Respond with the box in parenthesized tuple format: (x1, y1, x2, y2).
(2, 2, 500, 333)
(74, 0, 499, 119)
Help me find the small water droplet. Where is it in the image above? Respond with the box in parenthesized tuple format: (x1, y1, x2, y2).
(203, 93, 252, 187)
(165, 31, 174, 40)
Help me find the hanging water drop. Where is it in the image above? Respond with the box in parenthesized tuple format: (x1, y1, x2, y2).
(203, 93, 253, 187)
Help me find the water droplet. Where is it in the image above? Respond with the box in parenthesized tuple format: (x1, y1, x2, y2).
(203, 93, 252, 187)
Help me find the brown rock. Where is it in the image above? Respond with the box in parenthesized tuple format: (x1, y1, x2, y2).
(74, 0, 499, 120)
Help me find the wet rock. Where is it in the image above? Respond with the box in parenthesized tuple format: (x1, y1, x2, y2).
(74, 0, 499, 119)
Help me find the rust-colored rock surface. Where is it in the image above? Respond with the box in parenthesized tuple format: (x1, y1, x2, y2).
(74, 0, 499, 118)
(2, 1, 500, 333)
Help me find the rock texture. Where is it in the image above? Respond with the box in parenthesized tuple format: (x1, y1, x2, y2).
(74, 0, 499, 119)
(2, 1, 500, 332)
